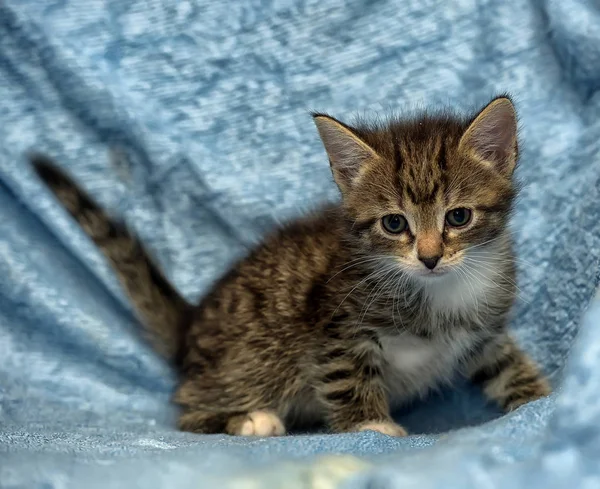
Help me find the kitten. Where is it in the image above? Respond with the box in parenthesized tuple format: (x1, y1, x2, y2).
(32, 96, 550, 437)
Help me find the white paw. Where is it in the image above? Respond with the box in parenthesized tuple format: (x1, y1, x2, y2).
(357, 421, 407, 437)
(239, 410, 286, 437)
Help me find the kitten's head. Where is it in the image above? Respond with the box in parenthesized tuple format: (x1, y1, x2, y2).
(314, 97, 519, 281)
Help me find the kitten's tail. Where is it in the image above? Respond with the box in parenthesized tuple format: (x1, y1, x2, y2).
(31, 155, 191, 362)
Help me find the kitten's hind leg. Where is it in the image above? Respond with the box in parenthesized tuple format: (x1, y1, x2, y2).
(175, 375, 287, 436)
(177, 409, 229, 434)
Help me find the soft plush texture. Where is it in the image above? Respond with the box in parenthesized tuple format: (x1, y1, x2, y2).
(0, 0, 599, 487)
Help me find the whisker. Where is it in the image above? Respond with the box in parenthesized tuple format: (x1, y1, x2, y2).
(466, 252, 535, 269)
(459, 264, 488, 311)
(350, 267, 398, 339)
(327, 255, 392, 283)
(356, 267, 399, 327)
(462, 261, 530, 304)
(460, 235, 506, 253)
(461, 257, 523, 291)
(390, 270, 407, 334)
(331, 264, 398, 319)
(454, 266, 476, 312)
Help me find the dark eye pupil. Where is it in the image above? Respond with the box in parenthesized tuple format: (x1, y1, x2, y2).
(453, 209, 466, 222)
(382, 214, 407, 234)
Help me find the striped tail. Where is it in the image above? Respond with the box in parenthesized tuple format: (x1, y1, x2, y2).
(32, 155, 190, 362)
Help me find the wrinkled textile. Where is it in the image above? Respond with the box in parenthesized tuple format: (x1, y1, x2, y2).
(1, 0, 600, 488)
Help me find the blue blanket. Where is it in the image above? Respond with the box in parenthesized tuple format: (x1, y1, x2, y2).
(1, 0, 599, 487)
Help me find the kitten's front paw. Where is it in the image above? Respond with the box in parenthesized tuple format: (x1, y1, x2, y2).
(498, 376, 552, 411)
(355, 420, 408, 437)
(230, 410, 286, 437)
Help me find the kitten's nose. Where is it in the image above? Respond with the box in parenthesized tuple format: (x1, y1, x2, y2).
(419, 256, 440, 270)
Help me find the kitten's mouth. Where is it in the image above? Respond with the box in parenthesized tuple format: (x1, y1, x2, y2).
(416, 268, 450, 278)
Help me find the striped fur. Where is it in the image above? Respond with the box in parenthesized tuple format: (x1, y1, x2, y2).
(32, 97, 550, 436)
(33, 156, 190, 361)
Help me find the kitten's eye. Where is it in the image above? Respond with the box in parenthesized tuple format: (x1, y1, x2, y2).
(445, 208, 472, 228)
(381, 214, 408, 234)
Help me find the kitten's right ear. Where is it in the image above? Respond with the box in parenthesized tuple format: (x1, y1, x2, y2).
(313, 114, 379, 193)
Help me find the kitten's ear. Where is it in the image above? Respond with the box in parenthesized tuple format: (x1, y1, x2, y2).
(459, 97, 518, 177)
(313, 114, 379, 193)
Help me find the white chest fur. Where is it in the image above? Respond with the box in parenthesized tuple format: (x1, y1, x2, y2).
(378, 255, 507, 405)
(380, 329, 475, 406)
(382, 334, 441, 371)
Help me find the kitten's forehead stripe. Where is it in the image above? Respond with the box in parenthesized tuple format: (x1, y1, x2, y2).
(393, 136, 402, 172)
(437, 137, 447, 172)
(387, 127, 450, 207)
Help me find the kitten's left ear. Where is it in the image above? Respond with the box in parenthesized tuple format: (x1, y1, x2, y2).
(459, 97, 518, 177)
(313, 114, 380, 194)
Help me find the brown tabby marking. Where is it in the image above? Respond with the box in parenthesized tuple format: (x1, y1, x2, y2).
(32, 96, 550, 437)
(33, 161, 190, 360)
(469, 335, 551, 411)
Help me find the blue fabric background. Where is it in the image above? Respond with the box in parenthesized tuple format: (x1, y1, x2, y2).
(0, 0, 599, 487)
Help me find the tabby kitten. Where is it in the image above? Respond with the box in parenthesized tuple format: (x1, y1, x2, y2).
(33, 96, 550, 437)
